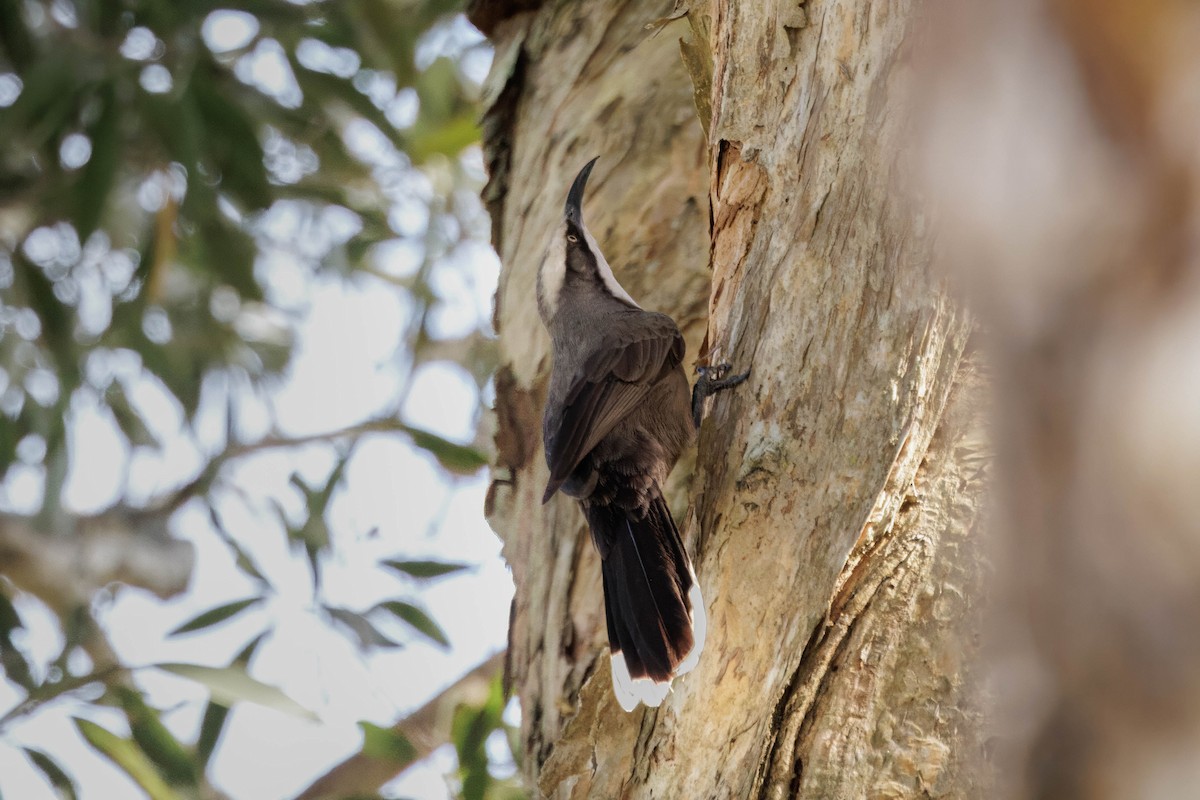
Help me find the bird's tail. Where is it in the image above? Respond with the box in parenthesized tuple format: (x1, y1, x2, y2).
(584, 489, 706, 711)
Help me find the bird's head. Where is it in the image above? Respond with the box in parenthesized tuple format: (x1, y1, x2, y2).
(537, 157, 640, 322)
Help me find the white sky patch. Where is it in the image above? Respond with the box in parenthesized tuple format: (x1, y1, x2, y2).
(296, 38, 360, 78)
(23, 369, 59, 407)
(429, 250, 488, 339)
(49, 0, 77, 28)
(416, 15, 486, 71)
(62, 399, 126, 513)
(402, 363, 478, 443)
(58, 133, 91, 170)
(388, 193, 432, 238)
(139, 64, 173, 94)
(388, 86, 420, 129)
(372, 238, 424, 278)
(344, 118, 404, 167)
(271, 279, 407, 434)
(120, 26, 161, 61)
(0, 73, 22, 107)
(202, 10, 259, 53)
(235, 39, 302, 108)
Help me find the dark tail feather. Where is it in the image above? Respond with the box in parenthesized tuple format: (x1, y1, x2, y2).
(585, 490, 706, 711)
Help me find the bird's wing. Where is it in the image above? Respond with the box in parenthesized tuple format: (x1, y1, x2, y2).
(543, 312, 685, 502)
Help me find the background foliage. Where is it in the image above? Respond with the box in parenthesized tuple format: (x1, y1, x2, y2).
(0, 1, 515, 797)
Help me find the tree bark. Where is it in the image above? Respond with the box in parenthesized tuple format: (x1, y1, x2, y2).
(475, 1, 988, 797)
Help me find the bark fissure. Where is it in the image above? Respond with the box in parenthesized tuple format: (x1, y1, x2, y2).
(756, 361, 989, 799)
(756, 516, 932, 799)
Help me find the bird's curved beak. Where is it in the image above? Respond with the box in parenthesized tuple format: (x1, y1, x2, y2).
(564, 157, 599, 224)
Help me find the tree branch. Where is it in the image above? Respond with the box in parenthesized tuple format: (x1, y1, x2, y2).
(162, 416, 410, 513)
(293, 651, 505, 800)
(0, 509, 193, 615)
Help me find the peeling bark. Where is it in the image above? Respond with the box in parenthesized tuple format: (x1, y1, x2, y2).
(478, 0, 987, 797)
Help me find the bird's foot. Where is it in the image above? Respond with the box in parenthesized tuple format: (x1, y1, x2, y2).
(692, 363, 750, 428)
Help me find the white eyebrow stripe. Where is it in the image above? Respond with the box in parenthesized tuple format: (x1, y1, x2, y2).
(582, 224, 640, 308)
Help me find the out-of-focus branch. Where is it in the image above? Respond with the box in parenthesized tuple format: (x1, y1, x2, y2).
(0, 508, 192, 615)
(921, 1, 1200, 795)
(293, 651, 505, 800)
(0, 662, 125, 730)
(162, 416, 410, 513)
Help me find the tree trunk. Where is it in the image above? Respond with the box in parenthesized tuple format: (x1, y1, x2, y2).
(474, 1, 988, 796)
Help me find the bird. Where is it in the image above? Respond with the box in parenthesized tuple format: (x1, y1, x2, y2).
(536, 157, 746, 711)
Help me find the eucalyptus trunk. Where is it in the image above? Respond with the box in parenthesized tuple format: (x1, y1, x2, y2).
(474, 1, 987, 796)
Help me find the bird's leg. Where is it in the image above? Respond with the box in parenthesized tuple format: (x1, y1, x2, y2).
(692, 363, 750, 428)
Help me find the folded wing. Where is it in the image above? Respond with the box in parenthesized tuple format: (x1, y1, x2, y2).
(543, 312, 684, 502)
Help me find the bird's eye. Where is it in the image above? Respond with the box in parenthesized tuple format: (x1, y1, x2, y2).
(567, 234, 578, 243)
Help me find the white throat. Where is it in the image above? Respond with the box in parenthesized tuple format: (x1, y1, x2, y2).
(537, 235, 567, 321)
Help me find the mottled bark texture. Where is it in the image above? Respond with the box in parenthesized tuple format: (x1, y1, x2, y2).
(474, 1, 986, 797)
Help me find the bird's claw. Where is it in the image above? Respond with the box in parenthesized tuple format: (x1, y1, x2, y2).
(692, 363, 750, 428)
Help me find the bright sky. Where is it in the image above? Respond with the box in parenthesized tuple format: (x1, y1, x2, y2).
(0, 10, 514, 800)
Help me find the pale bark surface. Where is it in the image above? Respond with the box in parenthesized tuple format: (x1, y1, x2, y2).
(474, 1, 987, 797)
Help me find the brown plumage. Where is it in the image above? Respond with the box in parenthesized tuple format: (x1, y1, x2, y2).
(537, 158, 704, 711)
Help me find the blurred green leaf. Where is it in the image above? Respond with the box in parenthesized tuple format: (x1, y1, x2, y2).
(0, 589, 34, 690)
(401, 425, 487, 474)
(192, 218, 261, 301)
(138, 92, 211, 217)
(21, 747, 77, 800)
(287, 453, 352, 590)
(190, 70, 272, 211)
(105, 382, 159, 448)
(343, 1, 416, 84)
(326, 606, 402, 651)
(155, 663, 317, 721)
(373, 600, 450, 648)
(207, 504, 270, 586)
(357, 721, 416, 765)
(196, 631, 268, 771)
(114, 687, 198, 787)
(414, 57, 466, 126)
(73, 718, 182, 800)
(0, 3, 35, 70)
(291, 60, 409, 153)
(381, 559, 470, 581)
(168, 597, 265, 637)
(194, 701, 228, 774)
(13, 252, 77, 393)
(409, 112, 480, 164)
(0, 413, 18, 479)
(72, 82, 120, 241)
(135, 336, 205, 421)
(0, 55, 77, 148)
(0, 589, 22, 634)
(451, 676, 507, 800)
